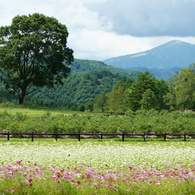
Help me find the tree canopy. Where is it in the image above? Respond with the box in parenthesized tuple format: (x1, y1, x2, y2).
(0, 13, 73, 104)
(165, 63, 195, 110)
(88, 71, 169, 113)
(126, 72, 157, 111)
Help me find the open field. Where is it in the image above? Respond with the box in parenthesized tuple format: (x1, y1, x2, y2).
(0, 106, 195, 193)
(0, 141, 195, 194)
(0, 106, 83, 117)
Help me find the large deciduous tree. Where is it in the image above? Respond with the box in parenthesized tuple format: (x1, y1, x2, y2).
(0, 13, 73, 104)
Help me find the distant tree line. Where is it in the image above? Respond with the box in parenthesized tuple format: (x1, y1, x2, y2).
(1, 64, 195, 112)
(92, 64, 195, 112)
(91, 71, 168, 112)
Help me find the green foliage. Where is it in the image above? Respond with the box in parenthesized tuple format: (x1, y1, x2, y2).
(126, 72, 157, 111)
(122, 72, 168, 111)
(93, 93, 108, 112)
(0, 36, 139, 110)
(71, 59, 138, 79)
(0, 13, 73, 105)
(85, 98, 95, 111)
(165, 64, 195, 111)
(0, 69, 128, 110)
(90, 71, 169, 112)
(107, 80, 127, 112)
(141, 89, 157, 110)
(0, 108, 195, 135)
(175, 67, 195, 110)
(25, 69, 128, 110)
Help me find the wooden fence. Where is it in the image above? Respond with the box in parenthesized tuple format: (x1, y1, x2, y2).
(0, 132, 195, 142)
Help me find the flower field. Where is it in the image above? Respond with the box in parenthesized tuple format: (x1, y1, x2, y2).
(0, 141, 195, 194)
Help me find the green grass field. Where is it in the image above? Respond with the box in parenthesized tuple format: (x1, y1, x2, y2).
(0, 106, 82, 116)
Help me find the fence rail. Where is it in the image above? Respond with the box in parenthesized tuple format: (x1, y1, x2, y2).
(0, 132, 195, 142)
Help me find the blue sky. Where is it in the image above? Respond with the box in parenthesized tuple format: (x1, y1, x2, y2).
(1, 0, 195, 60)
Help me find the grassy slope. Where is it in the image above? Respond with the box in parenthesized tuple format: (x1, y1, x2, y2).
(0, 106, 84, 116)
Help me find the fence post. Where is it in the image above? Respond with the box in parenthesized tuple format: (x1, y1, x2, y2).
(101, 132, 103, 140)
(78, 133, 80, 141)
(164, 133, 167, 141)
(55, 134, 58, 141)
(184, 133, 186, 141)
(31, 133, 34, 142)
(143, 133, 146, 141)
(122, 132, 125, 142)
(7, 132, 10, 141)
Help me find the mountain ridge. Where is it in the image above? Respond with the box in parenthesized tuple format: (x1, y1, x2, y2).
(103, 40, 195, 72)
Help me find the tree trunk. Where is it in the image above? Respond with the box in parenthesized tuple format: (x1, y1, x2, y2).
(18, 88, 26, 105)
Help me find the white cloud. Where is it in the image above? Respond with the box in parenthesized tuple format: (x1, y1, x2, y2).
(69, 29, 155, 60)
(87, 0, 195, 37)
(1, 0, 195, 61)
(61, 3, 112, 32)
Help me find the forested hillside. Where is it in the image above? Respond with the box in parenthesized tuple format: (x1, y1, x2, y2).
(25, 70, 129, 110)
(71, 59, 138, 77)
(0, 59, 138, 110)
(1, 58, 195, 113)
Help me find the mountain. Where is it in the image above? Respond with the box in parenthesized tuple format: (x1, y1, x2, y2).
(103, 40, 195, 79)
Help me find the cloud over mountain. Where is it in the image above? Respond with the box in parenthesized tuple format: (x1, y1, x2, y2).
(1, 0, 195, 60)
(87, 0, 195, 37)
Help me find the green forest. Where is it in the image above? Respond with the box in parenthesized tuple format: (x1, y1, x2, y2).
(1, 60, 195, 112)
(0, 58, 138, 110)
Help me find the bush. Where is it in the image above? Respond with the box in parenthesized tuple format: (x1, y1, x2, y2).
(0, 109, 195, 135)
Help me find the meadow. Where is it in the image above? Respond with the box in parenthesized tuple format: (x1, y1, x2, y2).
(0, 140, 195, 194)
(0, 106, 195, 194)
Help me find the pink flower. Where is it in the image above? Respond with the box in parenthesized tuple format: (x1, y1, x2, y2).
(80, 164, 87, 167)
(51, 175, 56, 179)
(28, 179, 33, 183)
(16, 160, 23, 165)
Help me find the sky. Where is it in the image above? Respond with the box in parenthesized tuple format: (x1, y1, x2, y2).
(1, 0, 195, 61)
